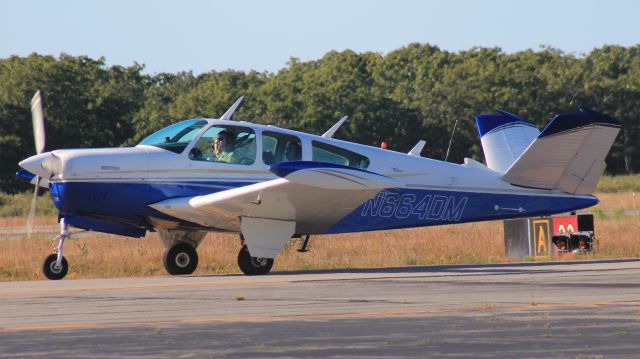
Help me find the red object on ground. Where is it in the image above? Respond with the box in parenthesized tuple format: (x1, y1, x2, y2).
(553, 216, 578, 235)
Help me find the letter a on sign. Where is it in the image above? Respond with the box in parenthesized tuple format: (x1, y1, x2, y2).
(537, 227, 547, 254)
(532, 219, 551, 257)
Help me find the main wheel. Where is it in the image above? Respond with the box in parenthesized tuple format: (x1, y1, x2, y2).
(43, 253, 68, 280)
(163, 243, 198, 275)
(238, 245, 274, 275)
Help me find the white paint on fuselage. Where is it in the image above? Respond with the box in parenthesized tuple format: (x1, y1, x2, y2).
(44, 118, 590, 202)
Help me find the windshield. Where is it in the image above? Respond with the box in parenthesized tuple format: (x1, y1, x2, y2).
(138, 119, 208, 154)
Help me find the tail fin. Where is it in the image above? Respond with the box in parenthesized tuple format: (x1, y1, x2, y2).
(476, 110, 540, 173)
(502, 107, 621, 194)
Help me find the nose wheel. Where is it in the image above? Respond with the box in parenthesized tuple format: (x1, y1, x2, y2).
(43, 253, 68, 280)
(163, 243, 199, 275)
(238, 245, 273, 275)
(42, 218, 69, 280)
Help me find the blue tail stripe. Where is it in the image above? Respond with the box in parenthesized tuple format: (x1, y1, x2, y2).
(539, 108, 621, 138)
(476, 110, 535, 138)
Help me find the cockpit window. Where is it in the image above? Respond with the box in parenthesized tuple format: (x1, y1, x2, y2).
(312, 140, 370, 169)
(138, 119, 207, 154)
(189, 125, 256, 165)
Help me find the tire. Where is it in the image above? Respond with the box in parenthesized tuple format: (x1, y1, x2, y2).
(163, 243, 198, 275)
(42, 253, 68, 280)
(238, 245, 273, 276)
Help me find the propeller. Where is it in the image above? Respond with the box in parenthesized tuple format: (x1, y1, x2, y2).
(26, 90, 47, 236)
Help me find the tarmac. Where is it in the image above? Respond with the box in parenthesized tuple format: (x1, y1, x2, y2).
(1, 259, 639, 358)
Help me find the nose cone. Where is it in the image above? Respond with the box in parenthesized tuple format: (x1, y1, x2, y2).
(19, 152, 54, 178)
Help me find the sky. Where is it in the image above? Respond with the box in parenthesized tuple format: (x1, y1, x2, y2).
(2, 0, 639, 75)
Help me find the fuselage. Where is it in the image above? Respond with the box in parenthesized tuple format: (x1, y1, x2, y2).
(20, 118, 599, 237)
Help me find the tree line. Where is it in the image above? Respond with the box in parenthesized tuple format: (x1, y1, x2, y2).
(1, 44, 639, 193)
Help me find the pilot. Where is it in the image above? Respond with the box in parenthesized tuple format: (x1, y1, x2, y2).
(285, 141, 301, 161)
(214, 130, 237, 163)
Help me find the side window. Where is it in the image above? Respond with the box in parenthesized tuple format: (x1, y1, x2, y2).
(262, 131, 302, 165)
(189, 125, 256, 165)
(311, 141, 370, 169)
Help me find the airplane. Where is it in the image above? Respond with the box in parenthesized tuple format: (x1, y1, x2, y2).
(17, 90, 621, 280)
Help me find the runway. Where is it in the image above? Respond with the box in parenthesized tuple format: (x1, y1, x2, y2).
(1, 259, 640, 358)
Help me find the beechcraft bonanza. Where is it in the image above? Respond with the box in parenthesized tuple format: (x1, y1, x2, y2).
(18, 91, 621, 279)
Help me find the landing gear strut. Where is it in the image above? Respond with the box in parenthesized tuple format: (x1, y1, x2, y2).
(297, 235, 311, 253)
(238, 245, 273, 275)
(42, 218, 69, 280)
(163, 243, 199, 275)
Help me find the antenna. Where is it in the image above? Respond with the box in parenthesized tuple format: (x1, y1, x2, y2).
(220, 96, 244, 120)
(408, 140, 426, 156)
(444, 119, 458, 162)
(322, 116, 348, 138)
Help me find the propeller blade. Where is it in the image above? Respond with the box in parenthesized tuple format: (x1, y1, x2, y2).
(31, 90, 46, 154)
(26, 91, 48, 236)
(26, 175, 40, 237)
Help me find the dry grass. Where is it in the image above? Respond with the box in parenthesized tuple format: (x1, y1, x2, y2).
(596, 175, 640, 193)
(594, 192, 639, 210)
(0, 221, 507, 281)
(0, 191, 638, 281)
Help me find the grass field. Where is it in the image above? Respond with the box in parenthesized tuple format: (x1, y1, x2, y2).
(0, 175, 638, 281)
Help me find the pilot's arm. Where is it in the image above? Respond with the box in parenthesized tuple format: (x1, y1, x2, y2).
(217, 151, 237, 163)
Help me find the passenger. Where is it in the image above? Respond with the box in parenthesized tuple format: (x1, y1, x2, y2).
(285, 142, 301, 161)
(214, 130, 237, 163)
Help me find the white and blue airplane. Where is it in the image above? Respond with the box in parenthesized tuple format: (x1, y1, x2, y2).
(18, 91, 621, 280)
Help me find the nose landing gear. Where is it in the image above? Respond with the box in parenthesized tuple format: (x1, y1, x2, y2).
(42, 218, 69, 280)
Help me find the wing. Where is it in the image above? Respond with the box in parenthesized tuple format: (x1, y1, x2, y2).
(149, 162, 401, 235)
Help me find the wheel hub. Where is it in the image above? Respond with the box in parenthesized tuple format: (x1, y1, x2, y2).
(175, 252, 190, 268)
(251, 257, 268, 267)
(50, 262, 62, 273)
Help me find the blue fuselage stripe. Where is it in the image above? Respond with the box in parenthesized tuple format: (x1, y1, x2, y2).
(50, 181, 598, 234)
(49, 180, 257, 222)
(324, 188, 598, 234)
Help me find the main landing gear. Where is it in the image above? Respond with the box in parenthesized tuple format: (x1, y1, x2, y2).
(237, 245, 273, 275)
(163, 243, 198, 275)
(42, 218, 69, 280)
(158, 229, 206, 276)
(235, 234, 311, 275)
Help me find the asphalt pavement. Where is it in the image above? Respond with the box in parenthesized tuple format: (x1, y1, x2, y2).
(1, 259, 639, 358)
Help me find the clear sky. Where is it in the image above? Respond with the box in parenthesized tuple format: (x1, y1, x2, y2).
(2, 0, 639, 75)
